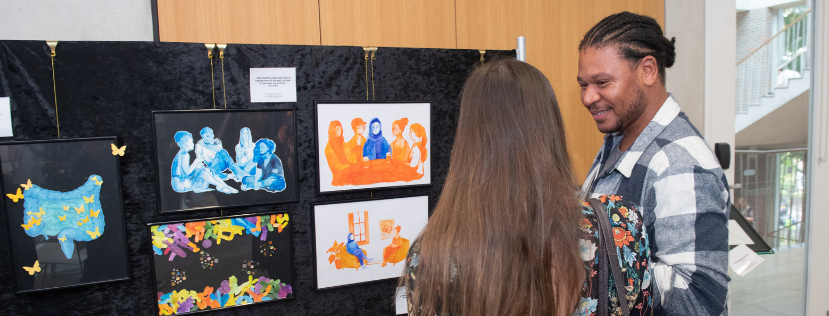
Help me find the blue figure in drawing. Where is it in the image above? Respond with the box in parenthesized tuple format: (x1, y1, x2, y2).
(13, 175, 106, 259)
(346, 233, 373, 270)
(362, 117, 391, 161)
(234, 127, 257, 176)
(196, 127, 248, 186)
(172, 131, 238, 194)
(241, 138, 286, 192)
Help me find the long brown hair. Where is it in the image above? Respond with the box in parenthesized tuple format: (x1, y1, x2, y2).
(401, 59, 583, 316)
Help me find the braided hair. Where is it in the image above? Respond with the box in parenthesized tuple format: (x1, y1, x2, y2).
(579, 11, 676, 83)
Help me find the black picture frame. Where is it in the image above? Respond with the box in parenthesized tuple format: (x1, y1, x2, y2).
(148, 210, 295, 314)
(314, 101, 433, 195)
(729, 204, 774, 254)
(311, 195, 429, 290)
(0, 137, 131, 293)
(152, 109, 299, 213)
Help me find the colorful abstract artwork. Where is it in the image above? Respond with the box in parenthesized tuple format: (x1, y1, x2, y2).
(153, 109, 298, 213)
(316, 102, 431, 193)
(313, 196, 429, 289)
(0, 137, 130, 293)
(150, 212, 294, 314)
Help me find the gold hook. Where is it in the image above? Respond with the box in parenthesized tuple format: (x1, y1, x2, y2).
(205, 43, 215, 58)
(47, 41, 58, 57)
(217, 44, 227, 58)
(479, 50, 485, 64)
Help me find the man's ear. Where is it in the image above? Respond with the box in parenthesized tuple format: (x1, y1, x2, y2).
(640, 56, 659, 86)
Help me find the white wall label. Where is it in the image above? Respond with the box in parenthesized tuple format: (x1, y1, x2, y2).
(395, 286, 407, 315)
(250, 67, 297, 103)
(0, 97, 13, 137)
(729, 244, 765, 277)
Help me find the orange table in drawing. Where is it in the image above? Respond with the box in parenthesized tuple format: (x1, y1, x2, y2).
(331, 159, 422, 186)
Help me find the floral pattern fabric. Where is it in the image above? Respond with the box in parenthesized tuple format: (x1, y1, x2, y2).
(575, 195, 652, 316)
(403, 195, 652, 316)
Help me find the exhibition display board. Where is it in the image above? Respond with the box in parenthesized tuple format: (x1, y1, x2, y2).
(0, 40, 512, 315)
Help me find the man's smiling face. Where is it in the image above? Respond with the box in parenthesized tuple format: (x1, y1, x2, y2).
(577, 45, 647, 134)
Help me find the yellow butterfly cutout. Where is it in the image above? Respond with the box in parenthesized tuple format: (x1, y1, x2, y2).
(92, 176, 103, 186)
(6, 188, 23, 202)
(111, 143, 126, 156)
(87, 227, 101, 239)
(30, 217, 42, 225)
(81, 216, 89, 224)
(77, 221, 83, 226)
(20, 222, 33, 230)
(20, 179, 32, 190)
(22, 260, 40, 275)
(58, 237, 67, 242)
(33, 207, 45, 217)
(63, 205, 69, 211)
(83, 195, 95, 204)
(74, 205, 85, 214)
(90, 209, 100, 218)
(59, 215, 66, 221)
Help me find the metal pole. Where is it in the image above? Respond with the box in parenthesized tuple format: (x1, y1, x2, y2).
(516, 36, 526, 62)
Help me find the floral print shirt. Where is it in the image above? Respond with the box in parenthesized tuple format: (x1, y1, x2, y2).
(403, 195, 652, 316)
(575, 195, 652, 316)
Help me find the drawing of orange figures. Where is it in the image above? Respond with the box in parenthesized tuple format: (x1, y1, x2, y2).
(325, 211, 373, 271)
(382, 225, 409, 267)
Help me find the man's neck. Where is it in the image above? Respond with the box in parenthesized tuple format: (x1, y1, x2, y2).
(619, 91, 670, 151)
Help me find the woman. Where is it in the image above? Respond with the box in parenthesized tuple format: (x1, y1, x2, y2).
(362, 118, 391, 160)
(241, 138, 286, 192)
(391, 118, 410, 163)
(325, 121, 349, 173)
(235, 127, 256, 175)
(401, 59, 650, 316)
(408, 123, 427, 176)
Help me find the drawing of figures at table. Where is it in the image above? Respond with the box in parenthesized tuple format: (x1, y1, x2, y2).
(172, 127, 286, 194)
(323, 117, 427, 187)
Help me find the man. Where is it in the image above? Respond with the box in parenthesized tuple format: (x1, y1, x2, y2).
(577, 12, 730, 315)
(195, 127, 243, 193)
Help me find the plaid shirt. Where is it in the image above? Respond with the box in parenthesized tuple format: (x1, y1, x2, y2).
(580, 96, 731, 316)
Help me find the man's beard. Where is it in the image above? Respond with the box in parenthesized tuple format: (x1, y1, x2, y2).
(602, 87, 647, 134)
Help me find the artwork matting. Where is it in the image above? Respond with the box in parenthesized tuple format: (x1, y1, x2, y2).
(311, 195, 429, 290)
(0, 137, 131, 293)
(148, 210, 295, 315)
(152, 109, 299, 213)
(314, 101, 432, 195)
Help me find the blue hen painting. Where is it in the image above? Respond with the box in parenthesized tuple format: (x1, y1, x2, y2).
(16, 175, 105, 259)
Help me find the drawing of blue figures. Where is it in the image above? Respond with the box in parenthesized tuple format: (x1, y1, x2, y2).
(19, 175, 105, 259)
(240, 138, 286, 193)
(362, 117, 391, 160)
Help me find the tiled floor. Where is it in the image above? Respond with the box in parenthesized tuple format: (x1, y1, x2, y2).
(730, 246, 805, 316)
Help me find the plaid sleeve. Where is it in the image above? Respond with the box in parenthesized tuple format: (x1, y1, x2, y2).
(646, 137, 731, 316)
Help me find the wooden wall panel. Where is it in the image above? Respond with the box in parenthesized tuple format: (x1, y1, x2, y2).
(318, 0, 456, 48)
(456, 0, 664, 179)
(157, 0, 320, 45)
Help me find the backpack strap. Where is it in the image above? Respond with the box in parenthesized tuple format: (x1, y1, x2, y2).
(588, 198, 631, 316)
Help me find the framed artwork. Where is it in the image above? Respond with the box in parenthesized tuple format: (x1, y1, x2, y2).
(315, 101, 431, 194)
(152, 109, 299, 213)
(0, 137, 130, 293)
(312, 195, 429, 289)
(149, 211, 294, 314)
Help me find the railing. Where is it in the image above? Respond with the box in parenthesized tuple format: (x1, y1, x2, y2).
(736, 9, 811, 114)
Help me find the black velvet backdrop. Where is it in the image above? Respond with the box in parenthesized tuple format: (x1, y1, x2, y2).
(0, 41, 514, 315)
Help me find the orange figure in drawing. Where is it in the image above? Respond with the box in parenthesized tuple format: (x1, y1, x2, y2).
(324, 121, 349, 173)
(344, 118, 367, 164)
(408, 123, 427, 176)
(382, 226, 409, 267)
(390, 118, 410, 164)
